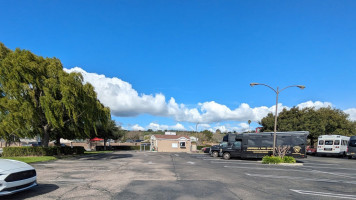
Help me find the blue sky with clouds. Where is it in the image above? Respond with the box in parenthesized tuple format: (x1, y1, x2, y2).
(1, 1, 356, 132)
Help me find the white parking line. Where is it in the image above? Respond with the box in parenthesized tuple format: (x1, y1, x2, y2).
(303, 163, 339, 166)
(187, 161, 195, 165)
(246, 173, 356, 185)
(224, 166, 353, 178)
(290, 189, 356, 199)
(302, 165, 356, 171)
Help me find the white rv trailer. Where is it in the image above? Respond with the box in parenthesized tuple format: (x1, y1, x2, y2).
(317, 135, 350, 156)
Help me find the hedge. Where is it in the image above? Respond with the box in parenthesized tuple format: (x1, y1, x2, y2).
(95, 145, 144, 151)
(262, 156, 283, 164)
(283, 156, 296, 163)
(262, 155, 297, 164)
(2, 146, 85, 157)
(197, 145, 210, 150)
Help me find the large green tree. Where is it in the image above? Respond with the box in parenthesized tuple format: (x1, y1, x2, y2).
(0, 43, 110, 147)
(90, 120, 125, 150)
(260, 106, 356, 144)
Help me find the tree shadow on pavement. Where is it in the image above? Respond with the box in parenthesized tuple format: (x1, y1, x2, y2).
(1, 184, 59, 200)
(82, 154, 133, 160)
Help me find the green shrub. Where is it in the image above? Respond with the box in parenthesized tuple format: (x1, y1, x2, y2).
(197, 145, 210, 150)
(283, 156, 296, 163)
(2, 146, 85, 157)
(262, 156, 283, 164)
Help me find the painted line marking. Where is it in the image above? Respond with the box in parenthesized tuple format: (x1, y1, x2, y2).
(290, 189, 356, 199)
(187, 161, 195, 165)
(303, 163, 339, 166)
(302, 165, 356, 171)
(246, 173, 356, 185)
(175, 154, 179, 157)
(224, 166, 354, 178)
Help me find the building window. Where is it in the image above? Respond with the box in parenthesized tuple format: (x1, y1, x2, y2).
(172, 143, 178, 148)
(180, 142, 186, 148)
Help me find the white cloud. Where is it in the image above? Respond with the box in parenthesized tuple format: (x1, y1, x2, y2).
(64, 67, 168, 117)
(147, 122, 186, 131)
(296, 101, 332, 110)
(64, 67, 356, 125)
(344, 108, 356, 121)
(131, 124, 145, 131)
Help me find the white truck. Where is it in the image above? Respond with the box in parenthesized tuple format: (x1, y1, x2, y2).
(317, 135, 350, 157)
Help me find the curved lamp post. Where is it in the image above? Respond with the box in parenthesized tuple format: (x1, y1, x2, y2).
(250, 83, 305, 156)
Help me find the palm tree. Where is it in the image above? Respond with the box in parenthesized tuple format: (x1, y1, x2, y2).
(248, 120, 251, 132)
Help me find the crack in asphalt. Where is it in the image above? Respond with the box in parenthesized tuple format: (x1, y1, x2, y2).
(170, 154, 181, 181)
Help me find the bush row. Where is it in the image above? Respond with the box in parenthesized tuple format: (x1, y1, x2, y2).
(2, 146, 85, 157)
(197, 145, 210, 150)
(262, 156, 296, 164)
(95, 145, 144, 151)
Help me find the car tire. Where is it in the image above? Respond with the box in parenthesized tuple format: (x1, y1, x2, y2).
(223, 152, 231, 160)
(212, 151, 219, 158)
(348, 155, 352, 159)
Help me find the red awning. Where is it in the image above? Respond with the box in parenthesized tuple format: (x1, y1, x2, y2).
(90, 137, 104, 141)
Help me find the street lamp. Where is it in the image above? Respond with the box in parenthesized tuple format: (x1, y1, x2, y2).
(250, 83, 305, 156)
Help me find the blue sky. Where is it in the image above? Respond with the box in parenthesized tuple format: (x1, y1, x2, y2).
(1, 1, 356, 132)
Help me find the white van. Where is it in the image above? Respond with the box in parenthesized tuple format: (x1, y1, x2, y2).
(317, 135, 350, 157)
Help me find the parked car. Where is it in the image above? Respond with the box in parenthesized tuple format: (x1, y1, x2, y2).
(347, 136, 356, 159)
(306, 146, 317, 155)
(0, 159, 37, 196)
(22, 142, 41, 147)
(201, 147, 210, 153)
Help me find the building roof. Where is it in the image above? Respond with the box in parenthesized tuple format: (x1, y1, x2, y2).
(153, 135, 190, 140)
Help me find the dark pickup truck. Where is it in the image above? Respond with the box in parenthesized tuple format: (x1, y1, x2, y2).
(209, 133, 237, 157)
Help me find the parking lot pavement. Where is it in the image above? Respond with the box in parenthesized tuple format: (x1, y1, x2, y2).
(3, 152, 356, 200)
(187, 154, 356, 199)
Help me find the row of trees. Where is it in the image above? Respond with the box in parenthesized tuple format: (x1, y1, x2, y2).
(260, 107, 356, 144)
(0, 43, 119, 147)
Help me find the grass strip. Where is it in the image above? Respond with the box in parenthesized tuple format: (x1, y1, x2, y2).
(0, 156, 57, 163)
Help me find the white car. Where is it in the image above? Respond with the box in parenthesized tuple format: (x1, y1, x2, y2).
(0, 159, 37, 196)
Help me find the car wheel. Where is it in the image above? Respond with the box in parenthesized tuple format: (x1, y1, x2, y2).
(212, 151, 219, 157)
(223, 152, 231, 160)
(348, 156, 352, 159)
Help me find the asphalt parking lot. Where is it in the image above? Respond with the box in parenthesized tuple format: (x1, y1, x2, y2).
(3, 152, 356, 200)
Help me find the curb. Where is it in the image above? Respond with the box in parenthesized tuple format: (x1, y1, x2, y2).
(278, 163, 303, 166)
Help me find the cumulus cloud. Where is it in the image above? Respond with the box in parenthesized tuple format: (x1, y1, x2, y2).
(64, 67, 168, 117)
(296, 101, 332, 109)
(64, 67, 355, 125)
(147, 123, 186, 131)
(344, 108, 356, 121)
(131, 124, 145, 131)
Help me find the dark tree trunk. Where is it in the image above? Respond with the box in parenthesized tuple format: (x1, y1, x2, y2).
(55, 134, 61, 147)
(104, 138, 107, 150)
(42, 125, 50, 147)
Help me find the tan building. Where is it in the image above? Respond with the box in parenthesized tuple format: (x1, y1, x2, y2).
(150, 135, 196, 152)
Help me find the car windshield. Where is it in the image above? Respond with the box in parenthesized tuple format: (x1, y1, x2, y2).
(325, 140, 333, 145)
(349, 140, 356, 147)
(220, 142, 228, 147)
